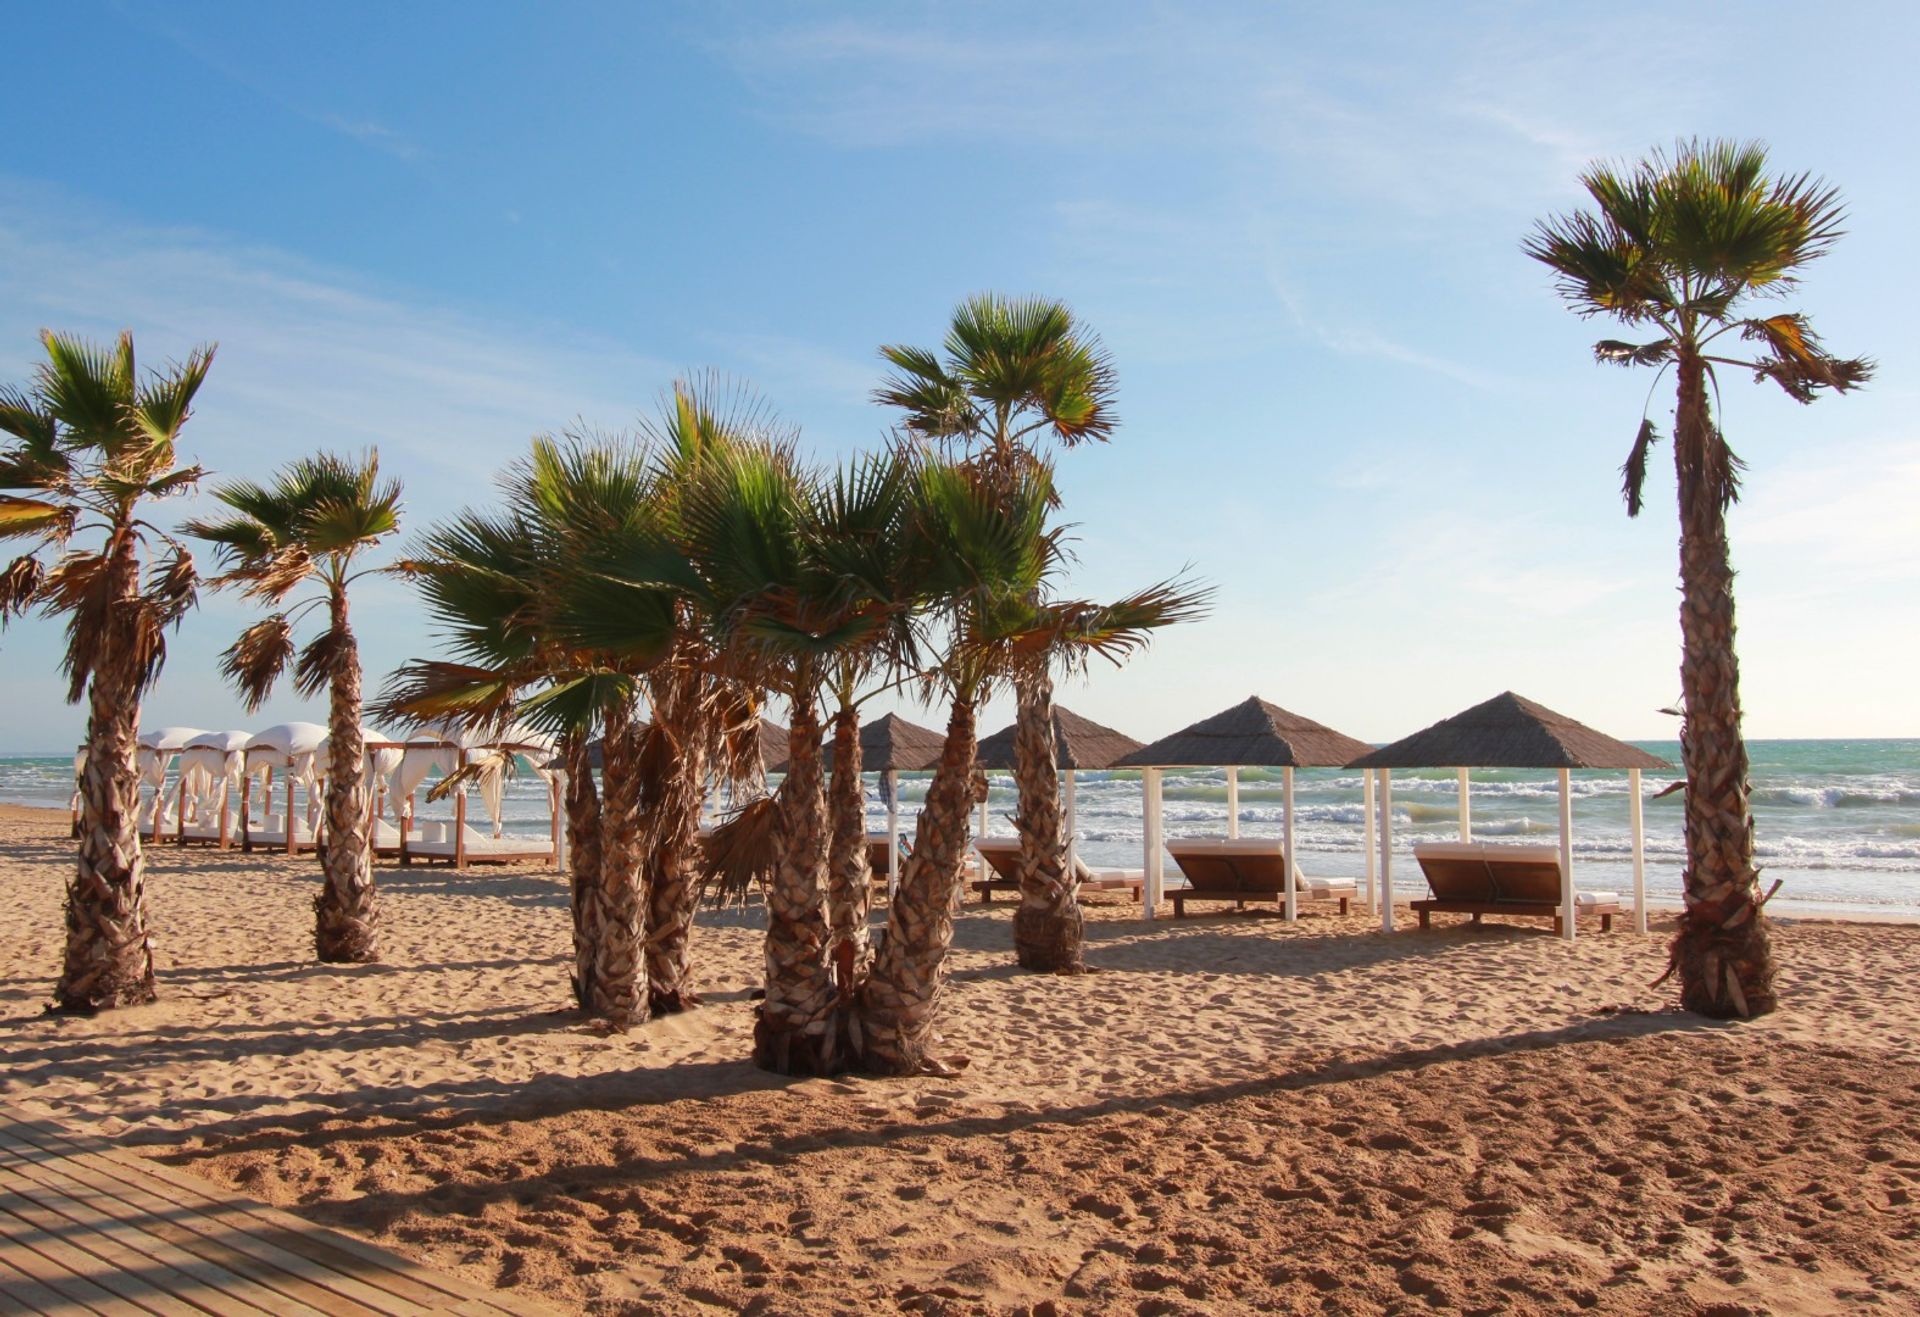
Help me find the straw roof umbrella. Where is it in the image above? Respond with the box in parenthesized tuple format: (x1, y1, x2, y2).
(822, 712, 946, 896)
(1347, 691, 1671, 938)
(975, 706, 1143, 878)
(1117, 696, 1373, 920)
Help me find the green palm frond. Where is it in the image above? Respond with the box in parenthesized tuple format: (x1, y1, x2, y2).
(37, 331, 136, 455)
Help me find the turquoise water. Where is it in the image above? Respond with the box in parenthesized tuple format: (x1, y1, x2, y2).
(9, 739, 1917, 916)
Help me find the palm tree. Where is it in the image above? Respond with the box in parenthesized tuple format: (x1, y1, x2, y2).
(679, 442, 915, 1075)
(857, 457, 1204, 1073)
(386, 437, 683, 1027)
(876, 294, 1121, 971)
(188, 452, 403, 963)
(1526, 140, 1871, 1018)
(0, 330, 213, 1009)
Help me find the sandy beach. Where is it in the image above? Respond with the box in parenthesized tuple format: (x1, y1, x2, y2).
(4, 802, 1917, 1313)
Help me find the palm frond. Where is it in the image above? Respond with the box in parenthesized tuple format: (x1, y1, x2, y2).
(1594, 340, 1673, 368)
(698, 790, 783, 908)
(1621, 419, 1660, 518)
(0, 553, 44, 621)
(293, 623, 354, 699)
(220, 614, 295, 712)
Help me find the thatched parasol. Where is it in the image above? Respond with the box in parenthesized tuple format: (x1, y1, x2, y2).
(973, 706, 1143, 877)
(974, 706, 1143, 770)
(1346, 691, 1669, 771)
(821, 712, 948, 896)
(1346, 691, 1669, 940)
(824, 712, 946, 772)
(1118, 697, 1373, 923)
(1116, 695, 1371, 768)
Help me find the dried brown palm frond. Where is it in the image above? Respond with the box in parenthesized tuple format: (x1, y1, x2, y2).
(293, 624, 353, 700)
(699, 790, 783, 908)
(0, 553, 44, 621)
(220, 615, 295, 713)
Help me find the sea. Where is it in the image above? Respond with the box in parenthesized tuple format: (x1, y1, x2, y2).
(7, 739, 1917, 919)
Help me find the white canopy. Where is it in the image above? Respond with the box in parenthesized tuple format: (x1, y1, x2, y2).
(244, 722, 329, 770)
(137, 726, 208, 752)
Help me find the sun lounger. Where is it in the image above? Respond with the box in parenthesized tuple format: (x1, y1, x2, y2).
(1163, 837, 1355, 917)
(1409, 841, 1619, 933)
(969, 838, 1144, 903)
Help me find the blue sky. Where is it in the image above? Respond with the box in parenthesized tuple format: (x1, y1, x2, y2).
(2, 1, 1915, 750)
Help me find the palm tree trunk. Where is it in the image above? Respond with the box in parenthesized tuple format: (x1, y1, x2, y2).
(561, 731, 603, 1011)
(1010, 670, 1084, 972)
(1668, 352, 1776, 1018)
(57, 529, 156, 1010)
(314, 589, 378, 964)
(826, 703, 872, 1001)
(754, 669, 842, 1075)
(644, 665, 707, 1015)
(858, 696, 977, 1076)
(584, 702, 648, 1028)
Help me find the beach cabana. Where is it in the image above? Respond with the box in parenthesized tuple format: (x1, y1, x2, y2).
(375, 723, 558, 869)
(1117, 697, 1373, 921)
(241, 722, 328, 854)
(822, 712, 944, 897)
(1346, 691, 1670, 940)
(974, 705, 1144, 896)
(173, 731, 251, 847)
(135, 727, 207, 839)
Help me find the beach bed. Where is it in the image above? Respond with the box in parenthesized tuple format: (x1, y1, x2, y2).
(242, 813, 321, 855)
(401, 821, 556, 869)
(1410, 841, 1619, 933)
(969, 838, 1145, 903)
(1163, 837, 1355, 917)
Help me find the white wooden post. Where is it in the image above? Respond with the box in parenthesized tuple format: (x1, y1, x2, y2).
(1558, 768, 1575, 942)
(1225, 765, 1240, 839)
(1457, 766, 1471, 842)
(554, 770, 569, 870)
(241, 771, 253, 852)
(284, 771, 295, 855)
(1362, 767, 1377, 913)
(1379, 769, 1395, 932)
(885, 768, 900, 898)
(218, 773, 231, 849)
(174, 777, 188, 844)
(977, 790, 989, 882)
(1142, 767, 1163, 920)
(1282, 765, 1298, 922)
(1064, 768, 1078, 879)
(455, 749, 469, 871)
(1629, 767, 1646, 934)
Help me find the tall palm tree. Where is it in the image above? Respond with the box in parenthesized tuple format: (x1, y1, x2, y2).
(876, 294, 1121, 972)
(188, 452, 403, 963)
(680, 442, 914, 1075)
(0, 330, 213, 1009)
(857, 457, 1203, 1073)
(386, 437, 684, 1027)
(1526, 140, 1870, 1019)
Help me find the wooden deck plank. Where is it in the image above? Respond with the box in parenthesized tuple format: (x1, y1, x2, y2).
(0, 1249, 80, 1315)
(0, 1148, 305, 1316)
(0, 1127, 401, 1317)
(0, 1166, 274, 1317)
(3, 1118, 455, 1303)
(0, 1182, 218, 1317)
(121, 1158, 526, 1314)
(0, 1106, 559, 1317)
(0, 1203, 154, 1317)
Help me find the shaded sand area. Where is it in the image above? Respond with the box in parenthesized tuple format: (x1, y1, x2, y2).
(4, 803, 1918, 1313)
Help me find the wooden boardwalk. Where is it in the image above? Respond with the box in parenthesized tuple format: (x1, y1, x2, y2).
(0, 1102, 558, 1315)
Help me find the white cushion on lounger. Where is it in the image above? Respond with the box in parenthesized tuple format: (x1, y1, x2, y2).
(1576, 891, 1619, 907)
(1303, 878, 1357, 896)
